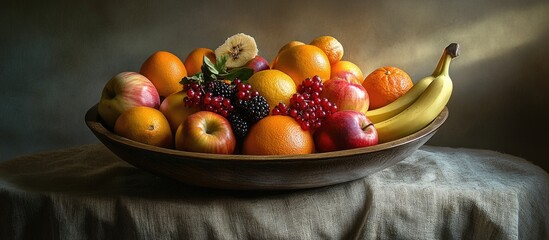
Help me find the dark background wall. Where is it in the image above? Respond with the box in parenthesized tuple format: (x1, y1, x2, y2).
(1, 0, 548, 171)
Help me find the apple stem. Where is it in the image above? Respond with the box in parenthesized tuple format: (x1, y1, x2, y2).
(362, 123, 374, 131)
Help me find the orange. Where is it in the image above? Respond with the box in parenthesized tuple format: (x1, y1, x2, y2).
(330, 60, 365, 84)
(309, 36, 344, 64)
(140, 51, 187, 98)
(242, 115, 314, 155)
(272, 44, 331, 86)
(183, 48, 216, 76)
(278, 40, 305, 54)
(114, 106, 173, 148)
(247, 69, 297, 111)
(362, 66, 413, 109)
(159, 91, 200, 135)
(271, 40, 306, 68)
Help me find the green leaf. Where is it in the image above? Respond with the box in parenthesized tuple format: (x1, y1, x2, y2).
(187, 54, 250, 84)
(203, 56, 219, 75)
(180, 72, 203, 85)
(215, 55, 228, 72)
(221, 67, 254, 81)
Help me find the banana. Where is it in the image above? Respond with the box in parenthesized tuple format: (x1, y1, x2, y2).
(374, 43, 459, 143)
(366, 43, 458, 123)
(215, 33, 259, 68)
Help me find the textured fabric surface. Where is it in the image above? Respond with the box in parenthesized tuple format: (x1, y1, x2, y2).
(0, 144, 547, 240)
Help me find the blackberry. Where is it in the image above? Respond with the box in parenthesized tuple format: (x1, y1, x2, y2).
(205, 81, 233, 99)
(237, 95, 270, 123)
(227, 112, 249, 139)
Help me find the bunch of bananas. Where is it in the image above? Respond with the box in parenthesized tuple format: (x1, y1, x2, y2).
(367, 43, 460, 143)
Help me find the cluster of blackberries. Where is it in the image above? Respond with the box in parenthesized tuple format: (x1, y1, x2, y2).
(183, 79, 269, 139)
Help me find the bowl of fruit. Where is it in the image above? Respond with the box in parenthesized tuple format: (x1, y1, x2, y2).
(86, 34, 458, 190)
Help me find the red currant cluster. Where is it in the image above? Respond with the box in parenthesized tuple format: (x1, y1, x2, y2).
(183, 82, 234, 117)
(272, 75, 337, 131)
(233, 79, 259, 100)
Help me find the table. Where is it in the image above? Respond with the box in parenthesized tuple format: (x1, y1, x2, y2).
(0, 144, 547, 240)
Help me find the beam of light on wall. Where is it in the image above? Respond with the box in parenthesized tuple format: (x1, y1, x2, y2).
(453, 3, 548, 65)
(365, 2, 549, 78)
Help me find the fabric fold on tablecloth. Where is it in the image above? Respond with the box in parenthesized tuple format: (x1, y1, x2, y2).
(0, 144, 547, 240)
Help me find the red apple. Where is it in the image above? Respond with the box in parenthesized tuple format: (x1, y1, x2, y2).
(175, 111, 236, 154)
(98, 72, 160, 128)
(314, 110, 378, 152)
(320, 78, 370, 115)
(245, 55, 270, 73)
(331, 70, 362, 85)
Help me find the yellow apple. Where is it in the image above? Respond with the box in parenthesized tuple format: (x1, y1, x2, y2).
(159, 91, 199, 134)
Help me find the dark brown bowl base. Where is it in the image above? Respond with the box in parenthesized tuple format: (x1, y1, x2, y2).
(85, 105, 448, 190)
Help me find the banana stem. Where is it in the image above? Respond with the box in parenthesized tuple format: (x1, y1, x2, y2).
(439, 43, 460, 77)
(431, 43, 460, 76)
(439, 53, 453, 77)
(447, 43, 460, 58)
(431, 52, 447, 76)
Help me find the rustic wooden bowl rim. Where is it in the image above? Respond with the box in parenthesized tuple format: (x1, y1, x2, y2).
(85, 104, 448, 162)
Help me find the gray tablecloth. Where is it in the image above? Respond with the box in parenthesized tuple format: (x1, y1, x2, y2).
(0, 144, 547, 240)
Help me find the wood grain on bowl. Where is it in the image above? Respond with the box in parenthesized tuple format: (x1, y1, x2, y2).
(85, 104, 448, 190)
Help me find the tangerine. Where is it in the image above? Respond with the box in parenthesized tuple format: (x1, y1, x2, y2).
(114, 106, 173, 148)
(309, 36, 344, 64)
(362, 66, 413, 109)
(140, 51, 187, 98)
(184, 48, 216, 76)
(242, 115, 314, 155)
(272, 44, 331, 86)
(247, 69, 297, 111)
(330, 60, 365, 84)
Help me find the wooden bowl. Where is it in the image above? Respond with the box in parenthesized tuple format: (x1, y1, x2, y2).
(85, 104, 448, 190)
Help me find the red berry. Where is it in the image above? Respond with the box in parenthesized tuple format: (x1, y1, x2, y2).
(288, 109, 297, 117)
(223, 98, 231, 107)
(273, 75, 337, 131)
(203, 96, 211, 105)
(300, 121, 310, 131)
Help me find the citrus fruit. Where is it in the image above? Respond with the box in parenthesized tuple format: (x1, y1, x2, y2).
(114, 106, 173, 148)
(309, 36, 344, 64)
(278, 40, 305, 54)
(184, 48, 216, 76)
(140, 51, 187, 98)
(272, 44, 331, 86)
(247, 69, 297, 111)
(159, 91, 200, 135)
(271, 41, 306, 68)
(362, 66, 413, 109)
(330, 60, 365, 84)
(242, 115, 314, 155)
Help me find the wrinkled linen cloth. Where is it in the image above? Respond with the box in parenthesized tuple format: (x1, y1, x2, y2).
(0, 144, 547, 240)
